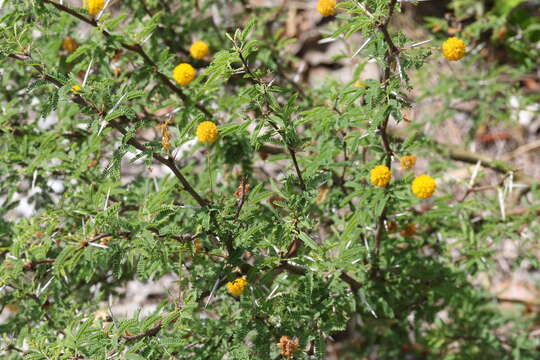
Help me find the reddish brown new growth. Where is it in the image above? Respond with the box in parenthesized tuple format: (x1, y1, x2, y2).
(268, 195, 285, 209)
(234, 183, 250, 198)
(277, 336, 299, 358)
(157, 118, 172, 151)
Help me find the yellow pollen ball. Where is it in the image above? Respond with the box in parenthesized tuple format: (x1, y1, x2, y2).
(196, 121, 218, 144)
(173, 63, 196, 85)
(370, 165, 392, 187)
(84, 0, 105, 16)
(411, 174, 436, 199)
(317, 0, 336, 16)
(226, 277, 248, 297)
(442, 37, 466, 61)
(71, 85, 82, 93)
(400, 155, 416, 170)
(190, 41, 209, 60)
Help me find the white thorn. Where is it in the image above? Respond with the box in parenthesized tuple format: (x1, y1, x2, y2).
(88, 242, 109, 249)
(205, 278, 221, 308)
(469, 160, 482, 187)
(497, 188, 506, 220)
(267, 284, 280, 300)
(353, 35, 373, 57)
(403, 39, 432, 49)
(104, 187, 110, 211)
(96, 0, 112, 21)
(356, 1, 374, 18)
(82, 58, 94, 87)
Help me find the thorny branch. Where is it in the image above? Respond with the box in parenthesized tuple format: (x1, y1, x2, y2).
(235, 43, 307, 191)
(4, 5, 373, 343)
(9, 53, 209, 208)
(41, 0, 214, 120)
(372, 0, 399, 274)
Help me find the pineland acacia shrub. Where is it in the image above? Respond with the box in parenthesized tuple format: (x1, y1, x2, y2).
(0, 0, 539, 359)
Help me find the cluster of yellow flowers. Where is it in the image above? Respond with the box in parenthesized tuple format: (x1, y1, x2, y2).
(226, 277, 248, 297)
(172, 42, 216, 146)
(369, 159, 436, 199)
(172, 41, 210, 86)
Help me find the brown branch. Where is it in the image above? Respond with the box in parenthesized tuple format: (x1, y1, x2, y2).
(23, 258, 55, 271)
(122, 321, 163, 342)
(8, 52, 209, 208)
(41, 0, 213, 120)
(387, 127, 537, 187)
(278, 262, 361, 293)
(235, 42, 306, 191)
(372, 0, 399, 274)
(234, 177, 248, 221)
(108, 120, 209, 206)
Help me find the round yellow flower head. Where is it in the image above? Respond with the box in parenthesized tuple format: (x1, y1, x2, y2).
(317, 0, 336, 16)
(196, 121, 218, 144)
(190, 41, 209, 60)
(442, 37, 466, 61)
(62, 37, 78, 53)
(400, 155, 416, 170)
(370, 165, 392, 187)
(411, 174, 436, 199)
(71, 85, 82, 93)
(173, 63, 196, 85)
(226, 277, 248, 297)
(84, 0, 105, 16)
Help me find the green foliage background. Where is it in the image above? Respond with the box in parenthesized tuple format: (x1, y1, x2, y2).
(1, 0, 540, 359)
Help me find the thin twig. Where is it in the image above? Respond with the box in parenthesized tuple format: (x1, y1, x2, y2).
(372, 0, 399, 274)
(9, 52, 209, 208)
(41, 0, 214, 120)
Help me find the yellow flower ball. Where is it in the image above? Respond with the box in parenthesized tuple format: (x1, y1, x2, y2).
(71, 85, 82, 93)
(317, 0, 336, 16)
(370, 165, 392, 187)
(189, 41, 209, 60)
(226, 277, 248, 297)
(411, 174, 436, 199)
(173, 63, 196, 85)
(442, 37, 466, 61)
(196, 121, 218, 144)
(400, 155, 416, 170)
(84, 0, 105, 16)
